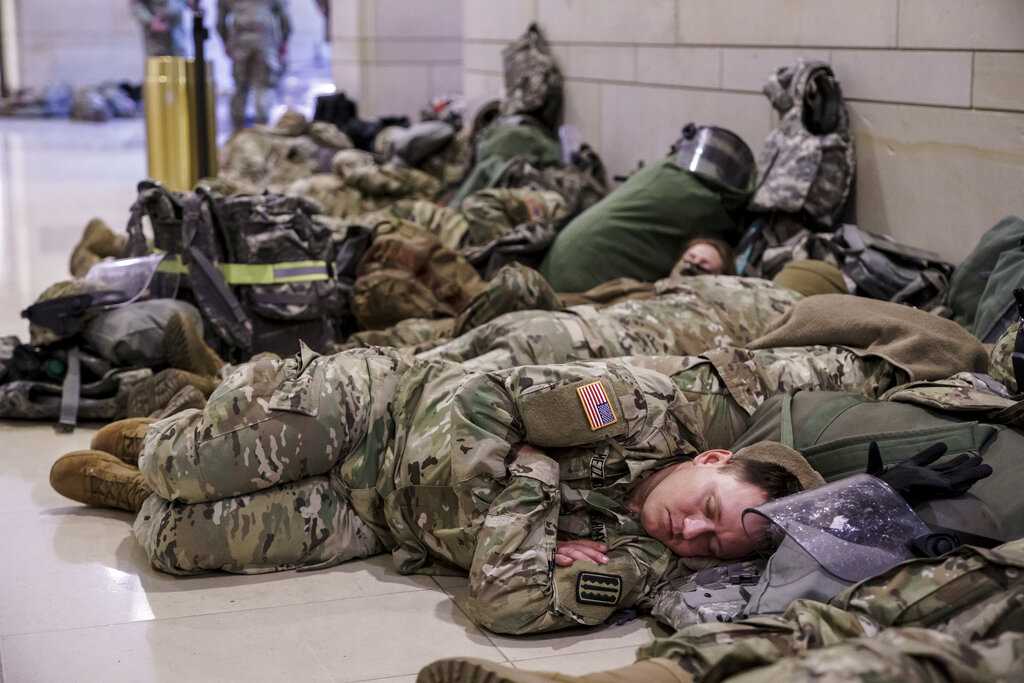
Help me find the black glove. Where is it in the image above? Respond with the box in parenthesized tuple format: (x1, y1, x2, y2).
(866, 441, 993, 506)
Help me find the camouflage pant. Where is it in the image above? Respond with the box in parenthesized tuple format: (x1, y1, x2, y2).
(459, 188, 568, 247)
(229, 39, 279, 128)
(342, 263, 562, 350)
(133, 345, 409, 574)
(640, 540, 1024, 682)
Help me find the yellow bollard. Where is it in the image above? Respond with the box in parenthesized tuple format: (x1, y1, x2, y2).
(143, 57, 216, 192)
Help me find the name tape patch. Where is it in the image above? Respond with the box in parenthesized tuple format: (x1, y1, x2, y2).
(577, 381, 618, 431)
(576, 571, 622, 607)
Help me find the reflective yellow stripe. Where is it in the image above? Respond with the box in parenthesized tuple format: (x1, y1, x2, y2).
(156, 256, 329, 284)
(157, 257, 189, 275)
(219, 261, 329, 285)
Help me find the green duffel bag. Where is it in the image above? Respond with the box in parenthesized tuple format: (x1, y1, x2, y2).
(540, 158, 748, 292)
(732, 385, 1024, 542)
(947, 215, 1024, 339)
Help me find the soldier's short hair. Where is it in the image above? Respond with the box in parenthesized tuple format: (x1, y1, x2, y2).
(681, 237, 736, 275)
(722, 458, 802, 501)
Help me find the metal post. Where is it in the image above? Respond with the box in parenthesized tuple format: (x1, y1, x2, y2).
(193, 9, 212, 179)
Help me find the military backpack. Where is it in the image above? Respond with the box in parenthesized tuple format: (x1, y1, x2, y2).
(123, 181, 344, 357)
(500, 24, 564, 132)
(749, 60, 855, 228)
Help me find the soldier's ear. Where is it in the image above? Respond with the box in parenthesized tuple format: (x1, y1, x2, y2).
(694, 449, 733, 466)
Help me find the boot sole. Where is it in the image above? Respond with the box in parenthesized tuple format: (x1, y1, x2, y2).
(163, 314, 222, 377)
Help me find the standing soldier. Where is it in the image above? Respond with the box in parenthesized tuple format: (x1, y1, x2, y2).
(131, 0, 190, 57)
(217, 0, 291, 130)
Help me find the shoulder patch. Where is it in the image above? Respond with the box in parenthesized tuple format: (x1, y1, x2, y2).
(577, 381, 618, 431)
(576, 571, 622, 607)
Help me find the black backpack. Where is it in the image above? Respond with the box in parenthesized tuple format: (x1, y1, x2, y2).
(832, 224, 953, 311)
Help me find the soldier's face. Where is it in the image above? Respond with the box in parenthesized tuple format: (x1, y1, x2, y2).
(681, 243, 724, 275)
(639, 450, 770, 560)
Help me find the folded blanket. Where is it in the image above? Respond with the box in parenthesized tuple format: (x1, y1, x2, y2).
(749, 294, 988, 380)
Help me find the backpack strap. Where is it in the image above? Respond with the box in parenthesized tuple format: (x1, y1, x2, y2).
(1011, 288, 1024, 392)
(56, 347, 81, 434)
(780, 391, 796, 448)
(180, 193, 253, 353)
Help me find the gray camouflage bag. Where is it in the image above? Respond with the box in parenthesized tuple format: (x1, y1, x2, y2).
(501, 24, 563, 132)
(749, 60, 855, 227)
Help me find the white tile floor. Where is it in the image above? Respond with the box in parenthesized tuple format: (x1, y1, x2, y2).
(0, 119, 664, 682)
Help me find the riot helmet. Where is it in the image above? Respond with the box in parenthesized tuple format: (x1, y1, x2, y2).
(672, 123, 756, 194)
(744, 474, 930, 582)
(740, 474, 933, 616)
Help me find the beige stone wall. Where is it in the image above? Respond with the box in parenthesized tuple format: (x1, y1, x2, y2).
(463, 0, 1024, 263)
(330, 0, 463, 118)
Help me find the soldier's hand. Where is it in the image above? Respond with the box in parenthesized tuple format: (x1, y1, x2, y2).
(554, 539, 609, 567)
(150, 17, 169, 32)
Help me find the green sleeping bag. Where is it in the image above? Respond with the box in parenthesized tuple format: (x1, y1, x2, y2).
(540, 158, 747, 292)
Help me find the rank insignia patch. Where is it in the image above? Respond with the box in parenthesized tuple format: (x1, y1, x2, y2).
(576, 381, 618, 431)
(576, 571, 622, 606)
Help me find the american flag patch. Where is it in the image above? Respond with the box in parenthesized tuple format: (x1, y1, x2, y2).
(577, 381, 618, 431)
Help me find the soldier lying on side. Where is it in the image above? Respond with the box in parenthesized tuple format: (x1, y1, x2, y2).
(49, 292, 988, 635)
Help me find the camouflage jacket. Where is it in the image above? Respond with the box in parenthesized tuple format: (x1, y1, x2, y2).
(337, 357, 706, 634)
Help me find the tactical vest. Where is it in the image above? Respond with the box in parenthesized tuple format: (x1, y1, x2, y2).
(749, 60, 855, 227)
(500, 24, 563, 133)
(732, 382, 1024, 542)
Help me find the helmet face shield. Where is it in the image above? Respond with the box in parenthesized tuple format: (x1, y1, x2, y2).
(742, 474, 930, 582)
(674, 124, 756, 194)
(84, 253, 180, 306)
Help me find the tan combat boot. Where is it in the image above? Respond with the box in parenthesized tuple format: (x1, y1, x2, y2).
(124, 368, 218, 418)
(69, 218, 127, 277)
(417, 658, 692, 683)
(50, 450, 153, 512)
(149, 385, 206, 419)
(162, 312, 226, 379)
(90, 418, 155, 466)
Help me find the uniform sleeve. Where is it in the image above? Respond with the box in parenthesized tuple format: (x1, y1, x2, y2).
(453, 362, 688, 635)
(465, 445, 670, 634)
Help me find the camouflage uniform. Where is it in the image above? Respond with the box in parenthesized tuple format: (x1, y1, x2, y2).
(217, 0, 291, 130)
(373, 199, 469, 250)
(639, 539, 1024, 682)
(131, 0, 189, 58)
(989, 320, 1019, 394)
(364, 188, 567, 252)
(132, 333, 900, 634)
(459, 188, 568, 248)
(351, 219, 486, 330)
(218, 119, 352, 193)
(419, 276, 803, 372)
(338, 263, 561, 352)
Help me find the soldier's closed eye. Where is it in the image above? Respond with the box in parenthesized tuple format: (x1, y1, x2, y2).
(704, 493, 719, 521)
